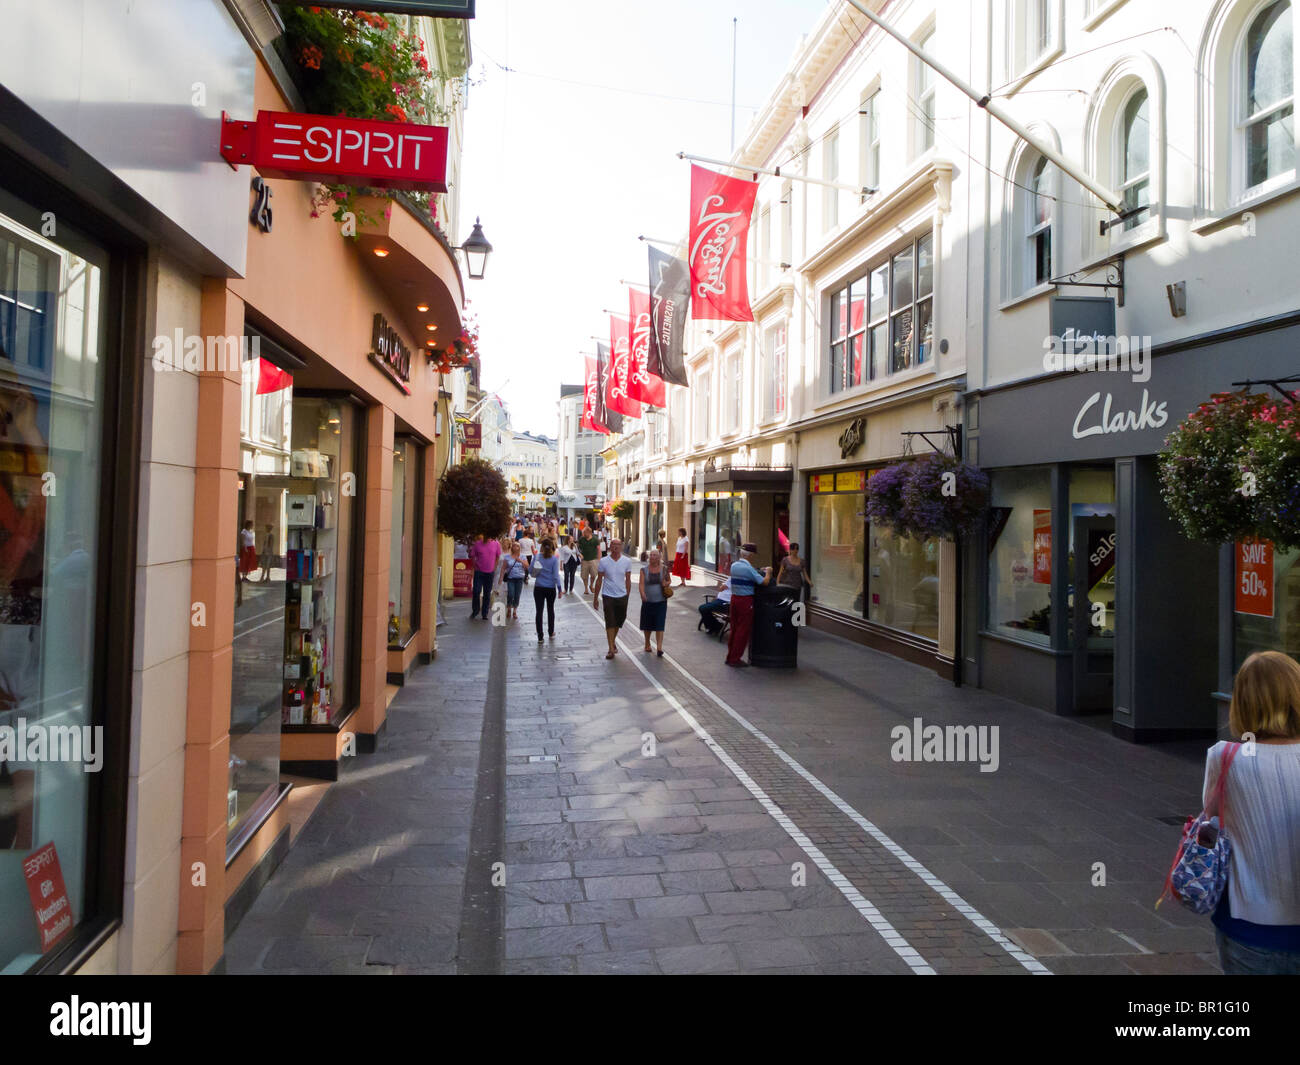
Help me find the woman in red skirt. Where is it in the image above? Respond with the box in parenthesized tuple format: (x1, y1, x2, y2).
(671, 527, 692, 587)
(238, 520, 258, 582)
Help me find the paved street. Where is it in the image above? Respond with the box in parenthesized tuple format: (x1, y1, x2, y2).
(226, 581, 1219, 975)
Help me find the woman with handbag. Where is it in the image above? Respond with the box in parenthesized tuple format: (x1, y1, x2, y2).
(1200, 651, 1300, 974)
(639, 549, 671, 656)
(497, 541, 528, 621)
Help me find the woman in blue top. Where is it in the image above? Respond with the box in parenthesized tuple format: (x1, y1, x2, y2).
(532, 537, 563, 642)
(497, 541, 528, 620)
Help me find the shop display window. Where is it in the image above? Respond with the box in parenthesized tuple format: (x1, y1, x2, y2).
(869, 523, 939, 640)
(1235, 544, 1300, 669)
(389, 436, 421, 646)
(986, 467, 1053, 646)
(0, 201, 107, 972)
(1067, 468, 1116, 646)
(700, 501, 718, 567)
(809, 491, 866, 615)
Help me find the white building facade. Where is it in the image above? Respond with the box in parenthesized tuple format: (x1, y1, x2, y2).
(556, 384, 605, 518)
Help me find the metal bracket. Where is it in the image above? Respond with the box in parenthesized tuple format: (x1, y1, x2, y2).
(1230, 373, 1300, 404)
(901, 425, 962, 457)
(1047, 254, 1125, 308)
(220, 111, 254, 170)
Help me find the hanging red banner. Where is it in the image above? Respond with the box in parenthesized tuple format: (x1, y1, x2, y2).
(582, 357, 608, 434)
(607, 316, 642, 418)
(628, 289, 666, 408)
(256, 358, 293, 395)
(219, 110, 450, 192)
(688, 164, 757, 322)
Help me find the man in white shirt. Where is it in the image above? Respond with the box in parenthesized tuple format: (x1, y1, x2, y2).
(699, 576, 732, 636)
(593, 538, 634, 659)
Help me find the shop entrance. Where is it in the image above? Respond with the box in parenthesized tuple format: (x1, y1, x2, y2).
(1072, 515, 1116, 713)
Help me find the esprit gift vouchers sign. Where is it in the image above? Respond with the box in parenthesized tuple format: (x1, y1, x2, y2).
(220, 110, 450, 192)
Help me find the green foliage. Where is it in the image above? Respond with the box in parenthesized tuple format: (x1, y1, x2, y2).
(437, 457, 510, 543)
(611, 500, 636, 521)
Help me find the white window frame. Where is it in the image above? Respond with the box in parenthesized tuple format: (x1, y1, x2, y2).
(1236, 0, 1296, 201)
(762, 320, 788, 423)
(759, 204, 773, 294)
(913, 29, 937, 158)
(724, 348, 742, 433)
(859, 85, 881, 195)
(1005, 0, 1063, 94)
(693, 370, 712, 445)
(1116, 84, 1151, 233)
(823, 127, 841, 231)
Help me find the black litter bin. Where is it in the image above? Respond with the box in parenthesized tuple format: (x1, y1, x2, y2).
(750, 584, 800, 667)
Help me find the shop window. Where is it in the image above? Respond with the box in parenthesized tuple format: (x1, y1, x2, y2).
(828, 233, 933, 395)
(1067, 467, 1116, 646)
(869, 524, 940, 640)
(389, 436, 422, 647)
(1118, 86, 1151, 230)
(0, 202, 108, 972)
(1235, 544, 1300, 667)
(809, 489, 867, 615)
(700, 501, 717, 567)
(986, 467, 1053, 646)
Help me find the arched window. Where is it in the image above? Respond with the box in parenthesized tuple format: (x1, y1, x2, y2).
(1028, 157, 1054, 286)
(1241, 0, 1294, 191)
(1119, 87, 1150, 229)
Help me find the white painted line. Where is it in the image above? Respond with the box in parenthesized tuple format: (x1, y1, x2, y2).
(577, 596, 934, 975)
(657, 646, 1052, 976)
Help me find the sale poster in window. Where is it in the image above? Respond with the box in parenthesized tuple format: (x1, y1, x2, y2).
(1236, 540, 1274, 618)
(1032, 509, 1052, 585)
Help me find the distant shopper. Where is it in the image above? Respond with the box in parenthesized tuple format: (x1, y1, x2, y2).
(672, 528, 691, 587)
(639, 549, 669, 656)
(593, 537, 634, 659)
(497, 541, 528, 621)
(656, 528, 668, 560)
(519, 531, 537, 571)
(532, 538, 563, 642)
(776, 542, 813, 595)
(699, 576, 732, 636)
(260, 523, 276, 581)
(1204, 651, 1300, 974)
(559, 536, 580, 594)
(578, 526, 601, 594)
(238, 520, 257, 583)
(469, 533, 501, 620)
(724, 543, 772, 667)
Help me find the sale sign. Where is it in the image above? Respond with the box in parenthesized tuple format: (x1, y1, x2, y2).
(22, 842, 73, 953)
(1032, 509, 1052, 585)
(1235, 539, 1274, 617)
(220, 110, 450, 191)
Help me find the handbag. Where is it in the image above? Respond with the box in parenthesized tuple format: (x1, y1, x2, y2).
(1158, 742, 1241, 914)
(661, 578, 674, 600)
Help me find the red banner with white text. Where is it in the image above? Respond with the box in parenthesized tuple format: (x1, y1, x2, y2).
(688, 164, 757, 322)
(607, 316, 642, 418)
(582, 357, 607, 433)
(627, 289, 666, 408)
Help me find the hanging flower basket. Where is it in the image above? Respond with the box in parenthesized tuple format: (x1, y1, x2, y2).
(866, 453, 990, 540)
(1157, 390, 1288, 546)
(611, 500, 636, 521)
(426, 316, 480, 374)
(1248, 395, 1300, 548)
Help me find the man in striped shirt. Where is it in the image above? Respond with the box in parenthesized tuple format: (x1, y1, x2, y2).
(725, 542, 773, 667)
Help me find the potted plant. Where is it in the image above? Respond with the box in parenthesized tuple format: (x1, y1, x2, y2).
(866, 454, 990, 540)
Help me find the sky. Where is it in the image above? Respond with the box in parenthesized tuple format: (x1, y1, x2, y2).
(457, 0, 833, 438)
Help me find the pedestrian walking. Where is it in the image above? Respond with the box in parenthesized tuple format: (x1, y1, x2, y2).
(559, 536, 580, 594)
(519, 530, 537, 570)
(260, 523, 276, 581)
(724, 542, 773, 667)
(1201, 651, 1300, 974)
(776, 542, 813, 596)
(639, 549, 670, 656)
(532, 538, 563, 642)
(469, 532, 502, 620)
(592, 537, 634, 659)
(578, 526, 600, 594)
(498, 541, 528, 620)
(656, 528, 668, 561)
(671, 527, 692, 587)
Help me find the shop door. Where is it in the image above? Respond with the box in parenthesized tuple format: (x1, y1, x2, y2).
(1072, 516, 1116, 712)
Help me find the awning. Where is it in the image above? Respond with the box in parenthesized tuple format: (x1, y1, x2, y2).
(696, 465, 793, 492)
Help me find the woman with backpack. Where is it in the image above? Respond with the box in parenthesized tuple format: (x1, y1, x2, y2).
(532, 537, 563, 642)
(1202, 651, 1300, 974)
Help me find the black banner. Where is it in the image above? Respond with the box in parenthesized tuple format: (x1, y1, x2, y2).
(648, 246, 690, 387)
(595, 342, 622, 435)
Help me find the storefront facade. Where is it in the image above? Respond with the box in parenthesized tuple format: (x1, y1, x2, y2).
(966, 315, 1300, 740)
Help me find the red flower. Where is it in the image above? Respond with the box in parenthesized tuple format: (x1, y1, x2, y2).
(386, 103, 408, 122)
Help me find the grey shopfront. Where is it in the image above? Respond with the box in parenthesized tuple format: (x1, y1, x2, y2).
(966, 313, 1300, 741)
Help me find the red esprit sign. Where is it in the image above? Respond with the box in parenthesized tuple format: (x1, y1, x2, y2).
(1236, 539, 1274, 618)
(220, 110, 449, 192)
(22, 842, 73, 953)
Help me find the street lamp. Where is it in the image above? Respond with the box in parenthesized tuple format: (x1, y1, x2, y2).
(461, 218, 493, 281)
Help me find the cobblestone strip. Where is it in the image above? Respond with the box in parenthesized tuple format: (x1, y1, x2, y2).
(645, 643, 1049, 975)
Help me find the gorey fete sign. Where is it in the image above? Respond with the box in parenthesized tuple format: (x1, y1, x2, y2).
(220, 110, 449, 192)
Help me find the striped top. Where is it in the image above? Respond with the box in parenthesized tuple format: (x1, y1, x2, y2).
(728, 559, 764, 597)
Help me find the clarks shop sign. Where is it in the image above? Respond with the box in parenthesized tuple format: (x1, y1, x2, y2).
(370, 314, 412, 395)
(971, 321, 1300, 467)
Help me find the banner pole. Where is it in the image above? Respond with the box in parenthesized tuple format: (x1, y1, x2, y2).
(676, 151, 872, 197)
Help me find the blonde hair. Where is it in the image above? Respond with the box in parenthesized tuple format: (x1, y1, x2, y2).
(1230, 651, 1300, 739)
